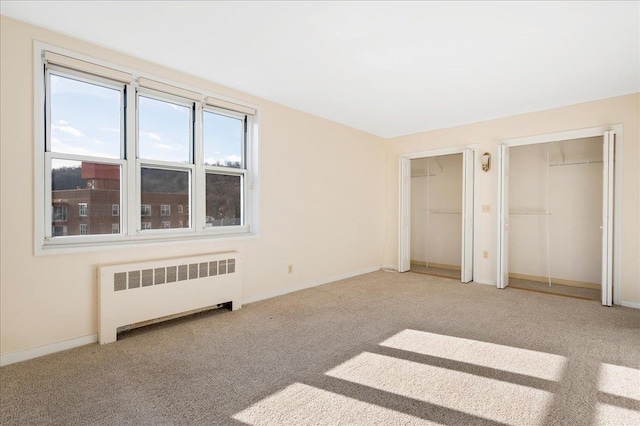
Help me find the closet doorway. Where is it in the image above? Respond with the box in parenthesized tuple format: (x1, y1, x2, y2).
(399, 148, 474, 283)
(497, 127, 620, 306)
(410, 154, 463, 279)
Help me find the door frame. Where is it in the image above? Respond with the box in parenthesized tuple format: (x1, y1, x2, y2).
(398, 145, 477, 283)
(496, 125, 622, 305)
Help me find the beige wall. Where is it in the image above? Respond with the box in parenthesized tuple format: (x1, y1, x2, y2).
(2, 15, 639, 359)
(0, 16, 387, 355)
(385, 93, 640, 306)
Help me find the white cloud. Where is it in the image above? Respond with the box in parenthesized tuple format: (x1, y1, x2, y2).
(98, 126, 120, 133)
(145, 132, 162, 141)
(153, 143, 174, 150)
(58, 120, 68, 125)
(52, 124, 84, 138)
(225, 155, 241, 163)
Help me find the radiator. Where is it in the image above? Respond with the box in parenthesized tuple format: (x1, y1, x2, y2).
(98, 252, 241, 344)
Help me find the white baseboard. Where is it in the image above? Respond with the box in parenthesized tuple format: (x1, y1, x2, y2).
(619, 300, 640, 309)
(242, 266, 381, 305)
(0, 334, 97, 367)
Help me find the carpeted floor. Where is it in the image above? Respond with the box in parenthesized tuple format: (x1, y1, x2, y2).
(1, 271, 639, 425)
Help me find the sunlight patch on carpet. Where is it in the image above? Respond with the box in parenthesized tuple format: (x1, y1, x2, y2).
(232, 382, 436, 425)
(596, 404, 640, 425)
(598, 363, 640, 400)
(326, 352, 553, 425)
(380, 329, 567, 381)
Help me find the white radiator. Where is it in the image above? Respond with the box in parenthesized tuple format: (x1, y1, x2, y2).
(98, 252, 241, 344)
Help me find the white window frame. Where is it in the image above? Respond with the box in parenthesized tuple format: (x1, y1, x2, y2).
(161, 221, 171, 229)
(79, 203, 88, 217)
(43, 65, 126, 245)
(79, 224, 88, 235)
(141, 204, 152, 217)
(200, 106, 248, 233)
(160, 204, 171, 216)
(33, 43, 260, 255)
(112, 223, 120, 234)
(112, 204, 119, 216)
(141, 222, 151, 230)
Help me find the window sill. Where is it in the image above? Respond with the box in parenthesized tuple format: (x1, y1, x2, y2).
(36, 229, 257, 256)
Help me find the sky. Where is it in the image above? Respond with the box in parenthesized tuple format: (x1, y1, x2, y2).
(50, 73, 243, 168)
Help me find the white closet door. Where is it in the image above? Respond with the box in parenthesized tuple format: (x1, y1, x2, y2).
(399, 157, 411, 272)
(497, 145, 510, 289)
(461, 150, 474, 283)
(601, 131, 615, 306)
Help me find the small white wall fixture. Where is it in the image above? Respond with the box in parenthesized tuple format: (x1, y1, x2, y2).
(496, 126, 621, 306)
(399, 146, 476, 282)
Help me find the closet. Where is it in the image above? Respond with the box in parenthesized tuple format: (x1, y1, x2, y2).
(507, 137, 603, 299)
(410, 154, 463, 280)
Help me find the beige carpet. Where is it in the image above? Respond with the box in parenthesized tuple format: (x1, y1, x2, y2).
(1, 271, 639, 425)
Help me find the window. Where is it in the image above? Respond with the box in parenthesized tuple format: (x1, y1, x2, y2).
(52, 205, 67, 222)
(52, 225, 67, 236)
(47, 69, 123, 239)
(37, 47, 257, 251)
(203, 109, 246, 228)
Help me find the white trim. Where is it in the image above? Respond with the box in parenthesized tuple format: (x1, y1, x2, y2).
(0, 334, 97, 367)
(241, 266, 380, 305)
(619, 300, 640, 310)
(398, 145, 477, 281)
(497, 125, 623, 304)
(33, 41, 261, 255)
(398, 157, 411, 272)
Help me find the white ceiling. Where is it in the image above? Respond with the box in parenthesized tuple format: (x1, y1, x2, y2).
(2, 1, 639, 138)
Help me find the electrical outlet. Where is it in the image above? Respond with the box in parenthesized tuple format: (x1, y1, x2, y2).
(483, 251, 489, 259)
(288, 264, 293, 274)
(482, 204, 491, 213)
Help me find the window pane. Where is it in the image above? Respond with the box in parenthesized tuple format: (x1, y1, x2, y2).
(140, 168, 189, 230)
(205, 174, 241, 227)
(51, 159, 121, 237)
(49, 74, 121, 158)
(203, 111, 243, 168)
(138, 96, 190, 163)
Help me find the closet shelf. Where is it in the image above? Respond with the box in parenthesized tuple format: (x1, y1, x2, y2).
(509, 211, 551, 216)
(427, 210, 462, 215)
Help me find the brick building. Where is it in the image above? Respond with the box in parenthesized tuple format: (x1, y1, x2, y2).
(52, 163, 189, 236)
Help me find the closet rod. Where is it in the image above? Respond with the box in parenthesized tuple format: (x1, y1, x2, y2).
(549, 160, 603, 167)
